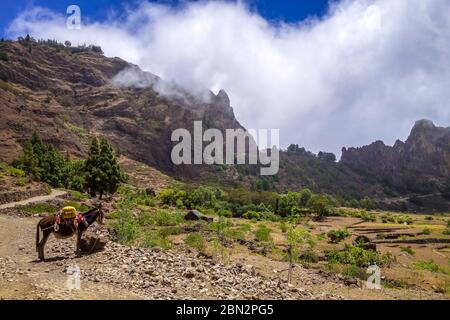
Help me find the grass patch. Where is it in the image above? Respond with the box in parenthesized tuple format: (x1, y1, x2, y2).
(23, 203, 56, 214)
(111, 210, 139, 245)
(142, 230, 173, 249)
(414, 260, 450, 275)
(254, 224, 272, 242)
(185, 232, 206, 252)
(68, 190, 90, 200)
(152, 209, 184, 226)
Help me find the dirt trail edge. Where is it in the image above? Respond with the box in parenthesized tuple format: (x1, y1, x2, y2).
(0, 189, 67, 210)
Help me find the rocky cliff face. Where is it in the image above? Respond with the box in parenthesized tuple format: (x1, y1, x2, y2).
(341, 120, 450, 195)
(0, 40, 242, 178)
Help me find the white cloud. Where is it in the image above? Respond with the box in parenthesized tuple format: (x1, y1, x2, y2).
(7, 0, 450, 156)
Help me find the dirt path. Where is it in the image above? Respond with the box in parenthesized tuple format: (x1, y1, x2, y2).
(0, 215, 146, 300)
(0, 189, 67, 210)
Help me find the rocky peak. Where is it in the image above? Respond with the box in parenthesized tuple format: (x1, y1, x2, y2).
(215, 89, 231, 108)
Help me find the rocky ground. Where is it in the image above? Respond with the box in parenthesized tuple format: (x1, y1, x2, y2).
(0, 214, 344, 300)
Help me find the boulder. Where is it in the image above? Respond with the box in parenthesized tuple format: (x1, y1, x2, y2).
(184, 210, 213, 222)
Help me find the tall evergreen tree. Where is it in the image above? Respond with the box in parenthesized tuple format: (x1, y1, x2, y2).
(96, 138, 125, 199)
(84, 137, 100, 197)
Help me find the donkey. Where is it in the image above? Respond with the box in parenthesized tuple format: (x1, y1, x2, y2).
(36, 206, 104, 261)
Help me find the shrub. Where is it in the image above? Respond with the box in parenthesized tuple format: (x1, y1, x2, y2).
(243, 210, 261, 220)
(425, 216, 433, 221)
(358, 210, 376, 222)
(217, 208, 232, 218)
(299, 250, 319, 263)
(414, 260, 449, 274)
(143, 230, 172, 249)
(5, 166, 25, 177)
(326, 245, 394, 267)
(157, 188, 187, 207)
(0, 51, 8, 62)
(15, 176, 27, 186)
(400, 246, 415, 256)
(158, 226, 183, 238)
(308, 194, 336, 218)
(279, 222, 288, 233)
(152, 210, 183, 226)
(277, 191, 301, 217)
(185, 233, 206, 252)
(254, 224, 272, 242)
(327, 229, 351, 244)
(381, 213, 396, 223)
(421, 228, 432, 235)
(112, 211, 139, 245)
(397, 215, 413, 225)
(187, 186, 219, 209)
(443, 228, 450, 236)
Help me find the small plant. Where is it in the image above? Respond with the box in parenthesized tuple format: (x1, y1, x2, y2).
(425, 216, 434, 221)
(185, 233, 206, 252)
(397, 215, 413, 225)
(299, 250, 320, 263)
(143, 230, 173, 249)
(152, 210, 183, 226)
(158, 226, 183, 238)
(23, 203, 56, 214)
(421, 228, 432, 235)
(327, 229, 351, 244)
(414, 260, 449, 274)
(254, 224, 272, 242)
(326, 245, 394, 267)
(112, 211, 139, 245)
(442, 228, 450, 236)
(279, 221, 288, 233)
(400, 246, 415, 256)
(381, 213, 396, 224)
(15, 176, 27, 186)
(0, 51, 8, 62)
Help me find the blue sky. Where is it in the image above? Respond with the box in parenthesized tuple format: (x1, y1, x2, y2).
(0, 0, 331, 38)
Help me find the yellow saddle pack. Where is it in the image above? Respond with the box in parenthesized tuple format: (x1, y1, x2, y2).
(61, 206, 77, 219)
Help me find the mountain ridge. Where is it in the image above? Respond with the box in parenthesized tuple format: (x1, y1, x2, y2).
(0, 39, 449, 212)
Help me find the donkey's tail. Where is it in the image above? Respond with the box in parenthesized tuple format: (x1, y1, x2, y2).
(36, 222, 40, 252)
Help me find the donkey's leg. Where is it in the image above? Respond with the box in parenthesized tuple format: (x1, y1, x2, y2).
(75, 230, 83, 257)
(38, 231, 51, 261)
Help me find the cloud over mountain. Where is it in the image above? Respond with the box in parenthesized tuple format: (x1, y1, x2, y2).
(7, 0, 450, 156)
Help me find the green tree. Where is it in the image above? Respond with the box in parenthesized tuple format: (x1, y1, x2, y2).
(96, 138, 125, 199)
(299, 188, 313, 207)
(308, 194, 335, 218)
(39, 144, 66, 187)
(277, 191, 300, 216)
(15, 140, 39, 178)
(84, 137, 100, 197)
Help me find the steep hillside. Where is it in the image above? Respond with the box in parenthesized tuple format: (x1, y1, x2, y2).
(0, 39, 241, 179)
(0, 39, 449, 212)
